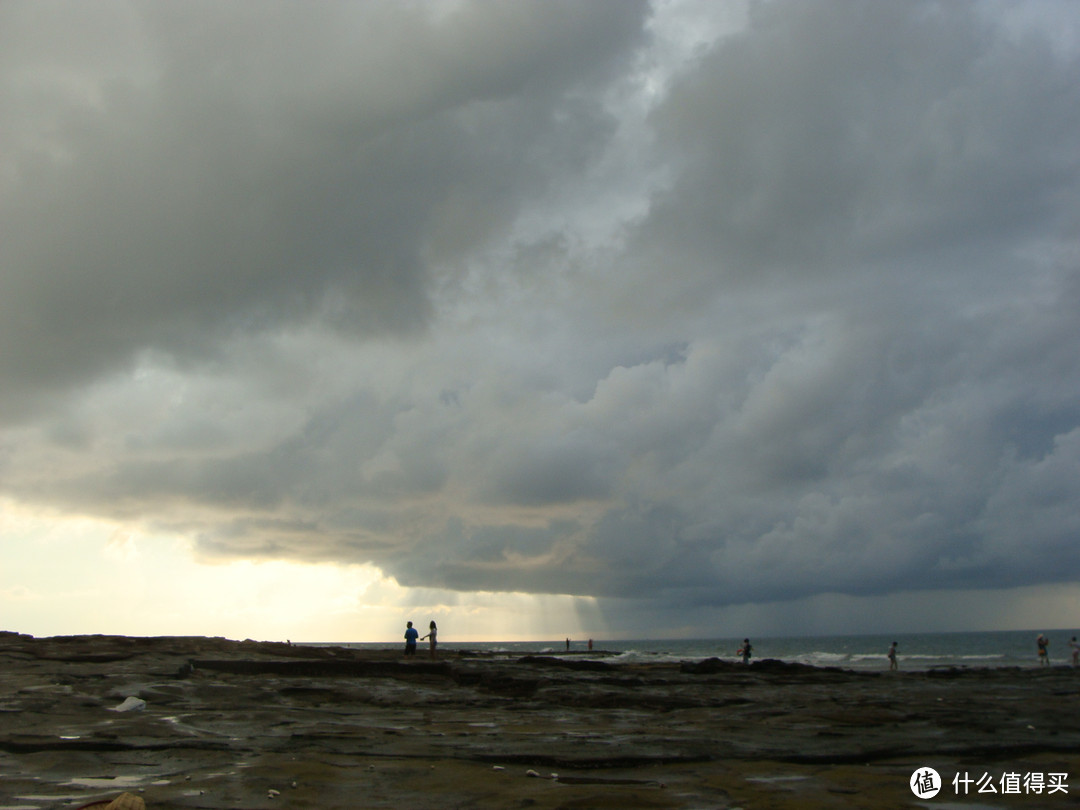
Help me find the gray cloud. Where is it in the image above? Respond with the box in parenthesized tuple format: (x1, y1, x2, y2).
(3, 0, 1080, 631)
(0, 0, 648, 415)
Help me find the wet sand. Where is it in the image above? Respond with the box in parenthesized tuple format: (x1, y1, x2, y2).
(2, 632, 1079, 809)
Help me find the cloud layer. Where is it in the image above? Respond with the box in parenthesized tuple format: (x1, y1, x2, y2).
(3, 1, 1079, 628)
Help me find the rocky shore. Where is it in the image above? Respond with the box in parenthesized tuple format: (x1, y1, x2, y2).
(2, 632, 1079, 809)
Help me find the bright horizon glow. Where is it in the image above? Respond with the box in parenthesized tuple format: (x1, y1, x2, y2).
(0, 502, 606, 643)
(4, 502, 1079, 643)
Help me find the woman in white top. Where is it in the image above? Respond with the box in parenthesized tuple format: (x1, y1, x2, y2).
(421, 621, 438, 659)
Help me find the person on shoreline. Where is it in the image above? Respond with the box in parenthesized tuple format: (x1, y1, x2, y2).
(1037, 633, 1049, 666)
(404, 621, 419, 657)
(739, 638, 753, 664)
(1070, 636, 1079, 667)
(420, 621, 438, 659)
(888, 641, 898, 671)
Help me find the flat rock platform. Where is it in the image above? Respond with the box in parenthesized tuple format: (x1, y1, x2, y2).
(2, 633, 1079, 808)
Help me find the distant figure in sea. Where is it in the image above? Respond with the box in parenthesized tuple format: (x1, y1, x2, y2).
(404, 621, 419, 657)
(588, 639, 593, 651)
(888, 641, 898, 671)
(420, 621, 438, 659)
(566, 638, 570, 651)
(739, 639, 753, 664)
(1037, 633, 1049, 666)
(1070, 636, 1079, 667)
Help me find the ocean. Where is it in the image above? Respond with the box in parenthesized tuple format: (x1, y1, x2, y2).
(327, 628, 1080, 672)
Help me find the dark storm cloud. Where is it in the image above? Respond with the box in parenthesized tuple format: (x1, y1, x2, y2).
(401, 0, 1080, 603)
(3, 1, 1080, 621)
(0, 0, 649, 416)
(557, 0, 1080, 605)
(637, 1, 1080, 289)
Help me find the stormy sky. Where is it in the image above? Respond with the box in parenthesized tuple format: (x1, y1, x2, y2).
(3, 0, 1080, 640)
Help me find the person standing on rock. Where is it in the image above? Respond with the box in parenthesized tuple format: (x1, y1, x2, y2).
(404, 621, 419, 657)
(888, 641, 898, 671)
(1037, 633, 1050, 666)
(739, 639, 753, 664)
(421, 621, 438, 659)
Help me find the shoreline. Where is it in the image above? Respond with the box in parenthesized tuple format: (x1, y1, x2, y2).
(11, 630, 1068, 672)
(3, 633, 1079, 808)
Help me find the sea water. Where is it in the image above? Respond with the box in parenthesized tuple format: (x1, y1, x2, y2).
(326, 628, 1080, 672)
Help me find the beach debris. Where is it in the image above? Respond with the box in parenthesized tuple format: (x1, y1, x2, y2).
(75, 793, 146, 810)
(492, 765, 505, 771)
(109, 696, 147, 712)
(268, 789, 280, 798)
(111, 795, 146, 810)
(524, 769, 561, 781)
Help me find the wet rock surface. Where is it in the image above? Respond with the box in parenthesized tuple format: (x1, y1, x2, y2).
(2, 632, 1079, 808)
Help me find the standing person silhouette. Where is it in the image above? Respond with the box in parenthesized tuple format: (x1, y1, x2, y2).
(1037, 633, 1050, 666)
(888, 641, 898, 671)
(404, 621, 419, 657)
(740, 639, 753, 664)
(421, 621, 438, 659)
